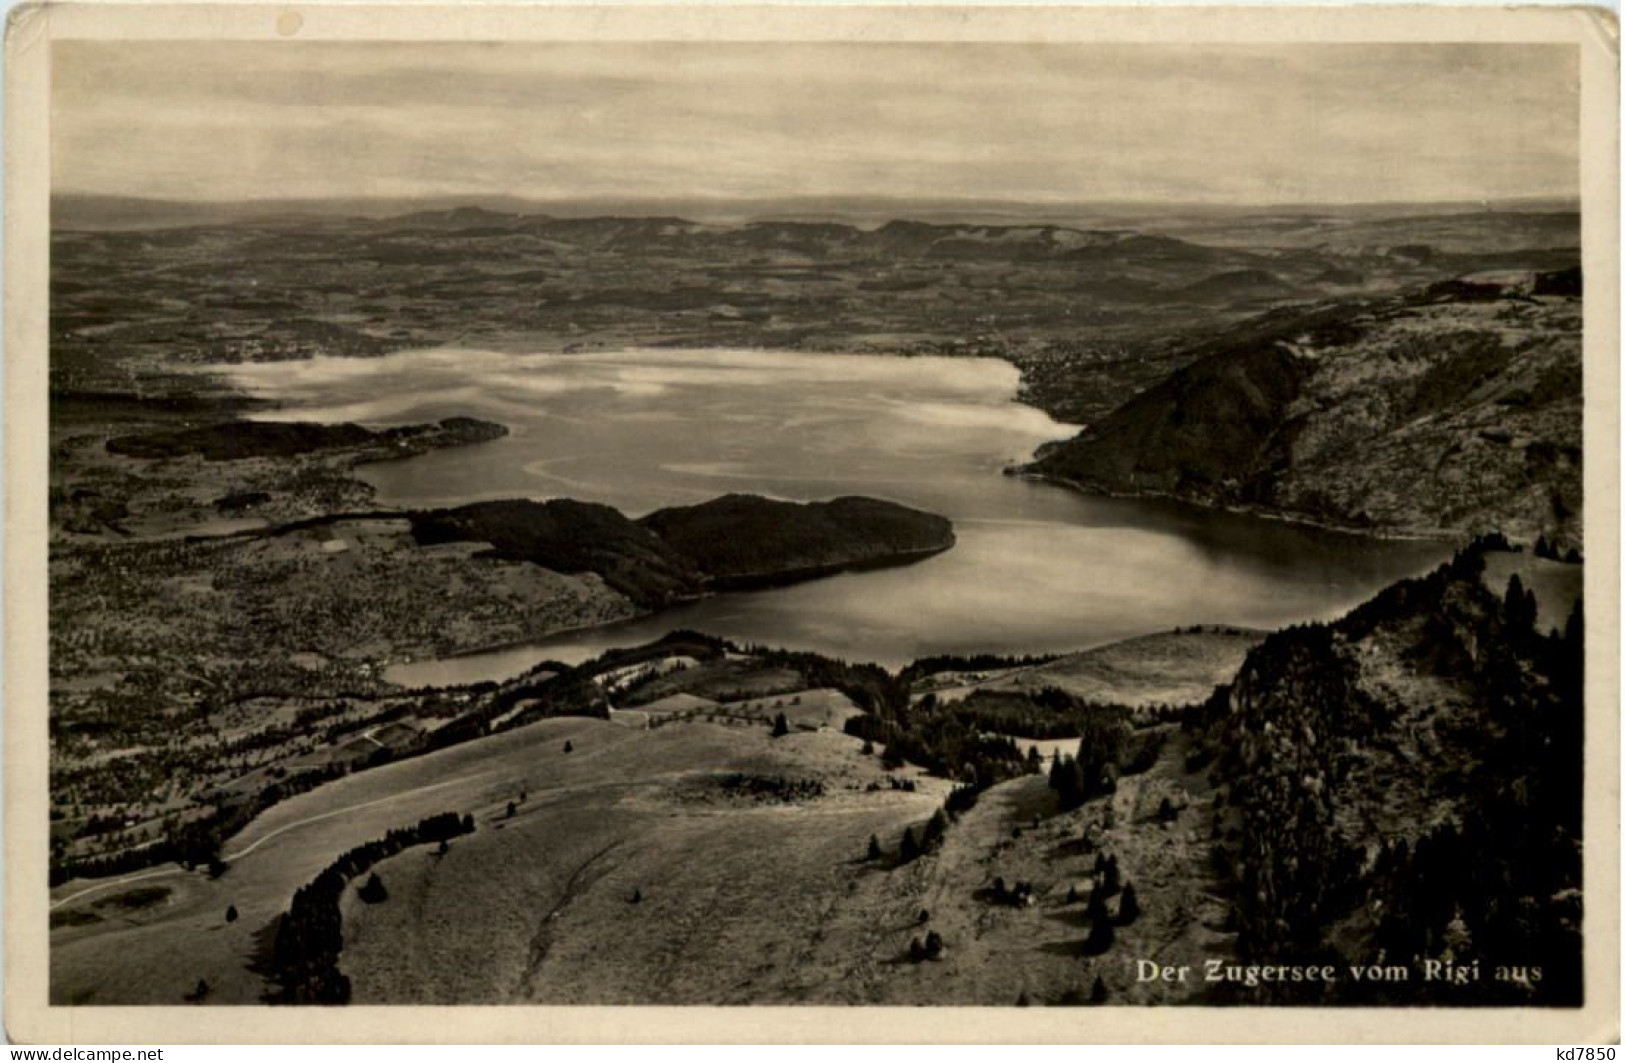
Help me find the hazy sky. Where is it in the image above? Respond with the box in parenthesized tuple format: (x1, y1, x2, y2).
(53, 41, 1579, 206)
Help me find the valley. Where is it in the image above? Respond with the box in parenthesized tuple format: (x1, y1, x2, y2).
(45, 200, 1586, 1009)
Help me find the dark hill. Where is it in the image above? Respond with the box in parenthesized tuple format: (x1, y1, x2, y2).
(1029, 268, 1582, 541)
(391, 207, 523, 232)
(409, 493, 954, 606)
(1174, 268, 1299, 304)
(410, 498, 701, 606)
(640, 494, 955, 588)
(1033, 334, 1310, 500)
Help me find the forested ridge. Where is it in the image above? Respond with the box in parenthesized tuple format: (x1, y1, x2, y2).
(1030, 273, 1583, 543)
(410, 493, 953, 607)
(1185, 537, 1583, 1003)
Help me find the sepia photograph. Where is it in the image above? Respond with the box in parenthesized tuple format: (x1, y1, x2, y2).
(6, 1, 1619, 1044)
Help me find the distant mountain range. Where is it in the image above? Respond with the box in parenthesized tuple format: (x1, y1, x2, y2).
(51, 191, 1581, 234)
(50, 195, 1584, 546)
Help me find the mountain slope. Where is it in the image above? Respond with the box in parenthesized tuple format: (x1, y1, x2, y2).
(1029, 270, 1582, 543)
(1186, 539, 1583, 1004)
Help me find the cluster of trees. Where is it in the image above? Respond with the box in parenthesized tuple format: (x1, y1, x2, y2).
(989, 876, 1035, 907)
(1047, 705, 1130, 812)
(586, 631, 727, 680)
(1071, 854, 1139, 955)
(268, 811, 473, 1004)
(897, 652, 1059, 686)
(847, 704, 1026, 789)
(893, 808, 951, 865)
(1533, 535, 1582, 563)
(1188, 534, 1584, 1004)
(943, 782, 981, 814)
(485, 670, 609, 733)
(714, 773, 825, 803)
(1122, 730, 1169, 777)
(943, 687, 1148, 742)
(1502, 573, 1540, 634)
(744, 645, 907, 716)
(51, 762, 349, 886)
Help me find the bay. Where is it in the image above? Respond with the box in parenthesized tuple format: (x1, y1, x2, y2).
(221, 347, 1450, 679)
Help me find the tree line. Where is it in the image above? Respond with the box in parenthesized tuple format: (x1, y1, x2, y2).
(267, 811, 474, 1004)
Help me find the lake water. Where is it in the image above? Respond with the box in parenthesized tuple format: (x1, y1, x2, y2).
(222, 347, 1450, 680)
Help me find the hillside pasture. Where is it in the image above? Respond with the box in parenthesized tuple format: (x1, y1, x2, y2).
(49, 714, 935, 1005)
(920, 628, 1263, 716)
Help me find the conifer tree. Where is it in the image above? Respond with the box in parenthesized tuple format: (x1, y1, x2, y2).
(1117, 882, 1141, 925)
(1087, 885, 1109, 923)
(1102, 855, 1122, 897)
(923, 808, 948, 850)
(1085, 912, 1115, 954)
(357, 872, 387, 904)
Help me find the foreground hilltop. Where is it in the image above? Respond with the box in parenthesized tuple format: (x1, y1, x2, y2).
(48, 485, 954, 883)
(1028, 269, 1582, 543)
(50, 541, 1585, 1007)
(1185, 537, 1583, 1004)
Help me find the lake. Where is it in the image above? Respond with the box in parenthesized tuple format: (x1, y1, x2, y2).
(222, 347, 1450, 680)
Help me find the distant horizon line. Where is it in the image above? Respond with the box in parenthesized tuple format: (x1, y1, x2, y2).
(54, 190, 1580, 212)
(51, 190, 1581, 234)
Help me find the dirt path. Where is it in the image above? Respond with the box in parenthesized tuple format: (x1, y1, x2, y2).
(52, 720, 644, 914)
(48, 867, 187, 912)
(515, 840, 625, 999)
(50, 769, 508, 911)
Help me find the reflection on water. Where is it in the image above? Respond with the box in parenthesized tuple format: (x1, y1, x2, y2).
(222, 347, 1451, 677)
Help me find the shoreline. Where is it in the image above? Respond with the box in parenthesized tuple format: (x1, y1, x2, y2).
(383, 537, 959, 681)
(147, 344, 1469, 548)
(1008, 467, 1461, 544)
